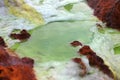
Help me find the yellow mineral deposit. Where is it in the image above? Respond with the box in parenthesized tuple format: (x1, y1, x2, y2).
(4, 0, 45, 26)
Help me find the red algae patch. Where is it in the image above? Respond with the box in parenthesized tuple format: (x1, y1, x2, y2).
(0, 37, 36, 80)
(87, 0, 120, 30)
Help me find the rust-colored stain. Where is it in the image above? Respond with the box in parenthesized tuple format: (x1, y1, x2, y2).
(87, 0, 120, 30)
(0, 37, 7, 47)
(71, 41, 114, 79)
(0, 37, 36, 80)
(10, 29, 31, 41)
(72, 58, 87, 77)
(79, 45, 114, 78)
(70, 41, 83, 47)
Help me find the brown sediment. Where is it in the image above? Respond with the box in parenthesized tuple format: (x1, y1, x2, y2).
(70, 41, 82, 47)
(72, 58, 87, 77)
(0, 37, 36, 80)
(87, 0, 98, 9)
(10, 29, 31, 41)
(106, 0, 120, 30)
(78, 45, 95, 55)
(71, 41, 114, 79)
(87, 0, 120, 30)
(0, 37, 7, 47)
(79, 45, 114, 78)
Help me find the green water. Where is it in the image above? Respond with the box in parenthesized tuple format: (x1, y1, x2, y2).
(14, 21, 96, 62)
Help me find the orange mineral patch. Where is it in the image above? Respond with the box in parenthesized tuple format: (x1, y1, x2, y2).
(0, 37, 36, 80)
(87, 0, 120, 30)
